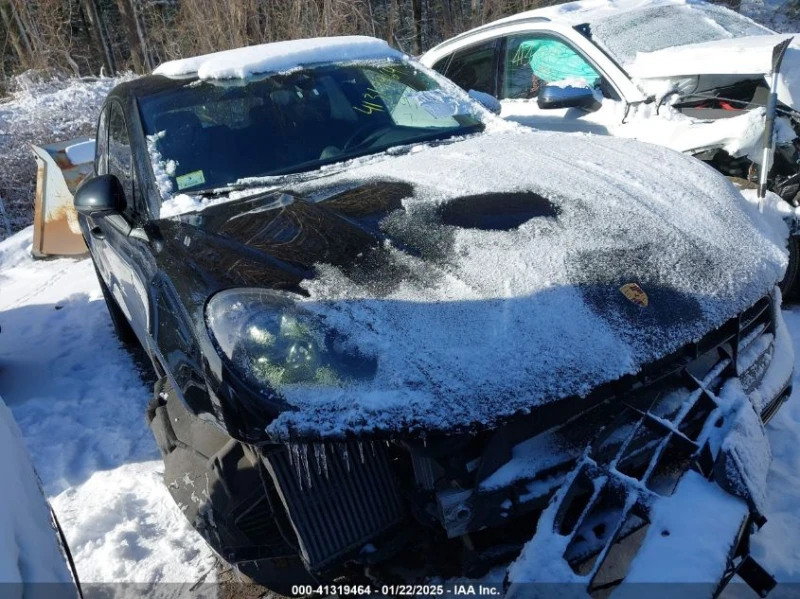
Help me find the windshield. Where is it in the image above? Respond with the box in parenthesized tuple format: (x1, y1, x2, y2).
(589, 4, 772, 67)
(139, 60, 484, 198)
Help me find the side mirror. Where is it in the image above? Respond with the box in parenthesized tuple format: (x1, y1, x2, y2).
(468, 89, 502, 115)
(537, 84, 601, 111)
(73, 174, 127, 217)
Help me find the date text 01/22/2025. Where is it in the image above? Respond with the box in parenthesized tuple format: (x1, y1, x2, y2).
(290, 585, 503, 596)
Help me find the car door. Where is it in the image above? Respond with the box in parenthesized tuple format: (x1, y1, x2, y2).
(87, 101, 153, 347)
(495, 32, 623, 135)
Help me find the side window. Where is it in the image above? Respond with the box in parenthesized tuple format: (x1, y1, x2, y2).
(431, 55, 452, 76)
(95, 106, 109, 175)
(107, 103, 136, 218)
(443, 41, 498, 96)
(501, 35, 603, 100)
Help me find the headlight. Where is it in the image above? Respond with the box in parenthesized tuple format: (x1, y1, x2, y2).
(206, 288, 377, 392)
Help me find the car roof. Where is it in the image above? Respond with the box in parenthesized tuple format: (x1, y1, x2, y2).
(481, 0, 689, 27)
(152, 36, 404, 80)
(427, 0, 694, 53)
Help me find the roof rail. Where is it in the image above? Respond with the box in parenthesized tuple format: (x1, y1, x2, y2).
(432, 15, 551, 52)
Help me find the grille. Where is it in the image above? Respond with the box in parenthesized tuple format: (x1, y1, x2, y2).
(263, 441, 405, 572)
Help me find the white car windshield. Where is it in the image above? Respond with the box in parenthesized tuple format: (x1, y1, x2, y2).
(589, 3, 773, 67)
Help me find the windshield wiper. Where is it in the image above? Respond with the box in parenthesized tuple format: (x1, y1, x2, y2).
(195, 182, 266, 198)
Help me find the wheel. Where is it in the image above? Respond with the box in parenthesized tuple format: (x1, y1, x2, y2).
(92, 263, 137, 344)
(780, 236, 800, 300)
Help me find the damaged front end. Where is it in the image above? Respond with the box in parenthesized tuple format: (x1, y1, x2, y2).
(654, 76, 800, 207)
(149, 289, 792, 596)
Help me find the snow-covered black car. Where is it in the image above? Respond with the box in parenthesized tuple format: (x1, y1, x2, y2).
(73, 36, 792, 595)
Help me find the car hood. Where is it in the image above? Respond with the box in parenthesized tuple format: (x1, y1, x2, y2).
(628, 34, 800, 109)
(163, 130, 786, 440)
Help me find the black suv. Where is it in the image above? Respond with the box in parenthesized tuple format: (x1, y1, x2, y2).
(73, 37, 791, 596)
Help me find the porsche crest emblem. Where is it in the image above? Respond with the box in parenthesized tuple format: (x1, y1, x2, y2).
(620, 283, 649, 307)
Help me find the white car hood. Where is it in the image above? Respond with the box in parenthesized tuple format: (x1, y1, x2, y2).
(628, 34, 800, 109)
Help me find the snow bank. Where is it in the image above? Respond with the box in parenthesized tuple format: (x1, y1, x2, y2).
(154, 36, 403, 80)
(0, 393, 73, 586)
(0, 227, 215, 585)
(742, 0, 800, 34)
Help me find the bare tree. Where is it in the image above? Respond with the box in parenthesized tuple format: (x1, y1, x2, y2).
(115, 0, 148, 71)
(81, 0, 116, 73)
(411, 0, 423, 54)
(0, 2, 32, 70)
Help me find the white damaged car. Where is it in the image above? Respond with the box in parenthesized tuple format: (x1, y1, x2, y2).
(421, 0, 800, 291)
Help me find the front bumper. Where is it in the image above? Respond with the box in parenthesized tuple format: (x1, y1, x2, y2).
(255, 291, 792, 594)
(501, 290, 792, 595)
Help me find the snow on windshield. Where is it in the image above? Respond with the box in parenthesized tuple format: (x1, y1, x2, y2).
(150, 60, 492, 218)
(591, 3, 772, 67)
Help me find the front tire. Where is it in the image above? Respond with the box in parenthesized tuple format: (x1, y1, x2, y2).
(92, 263, 137, 344)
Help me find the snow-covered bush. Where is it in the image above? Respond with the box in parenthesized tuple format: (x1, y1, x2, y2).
(741, 0, 800, 33)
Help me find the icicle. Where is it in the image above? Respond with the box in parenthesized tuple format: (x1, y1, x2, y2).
(298, 444, 313, 488)
(313, 443, 322, 475)
(370, 440, 377, 457)
(314, 443, 330, 480)
(357, 441, 366, 463)
(288, 444, 305, 490)
(336, 441, 350, 472)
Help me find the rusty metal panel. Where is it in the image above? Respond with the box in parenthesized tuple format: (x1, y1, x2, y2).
(31, 138, 94, 258)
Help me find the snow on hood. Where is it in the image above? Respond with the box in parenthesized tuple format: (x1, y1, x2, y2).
(263, 129, 787, 439)
(153, 36, 403, 80)
(629, 35, 800, 109)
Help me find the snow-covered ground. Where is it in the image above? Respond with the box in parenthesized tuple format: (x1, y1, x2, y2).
(742, 0, 800, 33)
(0, 74, 128, 240)
(1, 223, 800, 590)
(0, 229, 216, 589)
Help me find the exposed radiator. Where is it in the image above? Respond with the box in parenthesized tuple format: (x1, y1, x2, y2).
(263, 441, 405, 572)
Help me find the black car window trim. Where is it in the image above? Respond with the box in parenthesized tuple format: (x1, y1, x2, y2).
(441, 38, 503, 99)
(496, 30, 622, 103)
(95, 105, 109, 176)
(107, 99, 144, 223)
